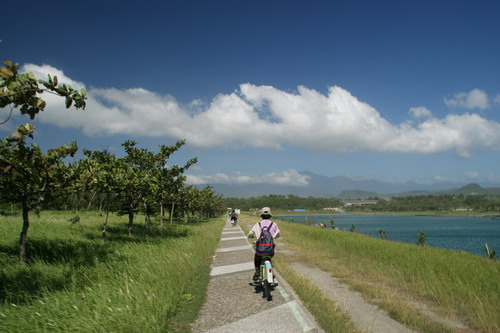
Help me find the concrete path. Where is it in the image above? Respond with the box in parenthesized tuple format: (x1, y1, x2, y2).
(192, 217, 323, 332)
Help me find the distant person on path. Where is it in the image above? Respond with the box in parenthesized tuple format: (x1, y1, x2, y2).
(247, 207, 281, 281)
(230, 209, 238, 226)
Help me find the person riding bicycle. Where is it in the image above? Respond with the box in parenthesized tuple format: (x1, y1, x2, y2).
(230, 209, 238, 225)
(247, 207, 281, 281)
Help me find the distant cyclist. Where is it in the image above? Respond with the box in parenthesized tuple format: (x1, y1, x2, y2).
(247, 207, 281, 281)
(230, 209, 238, 226)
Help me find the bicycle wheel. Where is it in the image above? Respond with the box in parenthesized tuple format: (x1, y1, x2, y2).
(263, 280, 271, 300)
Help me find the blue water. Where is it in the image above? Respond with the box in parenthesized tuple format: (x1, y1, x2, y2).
(274, 214, 500, 256)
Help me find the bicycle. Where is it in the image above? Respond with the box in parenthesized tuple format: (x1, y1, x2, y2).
(257, 255, 275, 301)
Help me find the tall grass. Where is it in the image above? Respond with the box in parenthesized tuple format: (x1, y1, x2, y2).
(277, 219, 500, 332)
(0, 211, 223, 332)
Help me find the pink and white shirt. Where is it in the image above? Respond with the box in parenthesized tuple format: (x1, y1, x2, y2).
(248, 219, 281, 253)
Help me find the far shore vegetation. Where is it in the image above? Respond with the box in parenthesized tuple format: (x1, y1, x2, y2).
(223, 192, 500, 218)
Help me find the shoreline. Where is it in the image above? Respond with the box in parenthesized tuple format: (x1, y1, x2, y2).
(272, 211, 500, 218)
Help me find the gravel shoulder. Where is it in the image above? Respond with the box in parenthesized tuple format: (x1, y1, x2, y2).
(283, 255, 473, 333)
(289, 260, 416, 333)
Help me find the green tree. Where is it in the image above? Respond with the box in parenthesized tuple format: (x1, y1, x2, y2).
(0, 60, 86, 264)
(118, 140, 152, 236)
(151, 141, 197, 226)
(0, 124, 78, 263)
(80, 149, 123, 238)
(1, 60, 86, 121)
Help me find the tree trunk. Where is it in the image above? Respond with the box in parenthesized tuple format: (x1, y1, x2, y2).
(87, 191, 97, 210)
(19, 199, 30, 265)
(102, 193, 110, 239)
(102, 209, 109, 239)
(128, 204, 134, 236)
(76, 193, 84, 212)
(170, 202, 175, 225)
(160, 203, 164, 227)
(99, 195, 105, 213)
(143, 201, 151, 228)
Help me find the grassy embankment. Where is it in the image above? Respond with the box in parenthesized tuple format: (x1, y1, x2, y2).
(240, 214, 500, 333)
(0, 210, 224, 332)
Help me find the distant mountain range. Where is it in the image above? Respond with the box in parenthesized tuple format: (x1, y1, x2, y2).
(198, 170, 500, 198)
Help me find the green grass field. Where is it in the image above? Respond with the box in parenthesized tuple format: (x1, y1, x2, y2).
(2, 210, 499, 332)
(0, 211, 224, 332)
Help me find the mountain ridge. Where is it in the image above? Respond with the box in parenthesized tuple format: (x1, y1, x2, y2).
(195, 171, 500, 198)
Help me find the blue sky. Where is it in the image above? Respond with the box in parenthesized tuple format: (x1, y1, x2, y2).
(2, 0, 500, 189)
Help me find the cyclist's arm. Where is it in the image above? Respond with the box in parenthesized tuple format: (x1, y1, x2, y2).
(247, 224, 260, 238)
(273, 225, 281, 239)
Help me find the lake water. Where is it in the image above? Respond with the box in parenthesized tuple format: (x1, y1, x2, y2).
(274, 214, 500, 257)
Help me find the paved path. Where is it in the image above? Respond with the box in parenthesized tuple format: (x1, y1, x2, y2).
(192, 217, 323, 332)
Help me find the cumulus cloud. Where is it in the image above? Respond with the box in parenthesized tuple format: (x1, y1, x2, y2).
(185, 169, 310, 186)
(16, 64, 500, 158)
(444, 89, 489, 110)
(409, 106, 432, 118)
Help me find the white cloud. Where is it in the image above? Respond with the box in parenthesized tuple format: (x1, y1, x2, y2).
(433, 175, 455, 183)
(17, 64, 500, 158)
(444, 89, 489, 110)
(409, 106, 432, 118)
(22, 63, 85, 91)
(465, 171, 479, 179)
(185, 169, 310, 186)
(494, 94, 500, 105)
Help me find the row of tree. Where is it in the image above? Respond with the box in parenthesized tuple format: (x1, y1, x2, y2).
(223, 194, 344, 211)
(0, 60, 225, 264)
(223, 193, 500, 213)
(366, 194, 500, 212)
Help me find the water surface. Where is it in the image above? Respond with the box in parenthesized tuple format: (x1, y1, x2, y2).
(275, 214, 500, 256)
